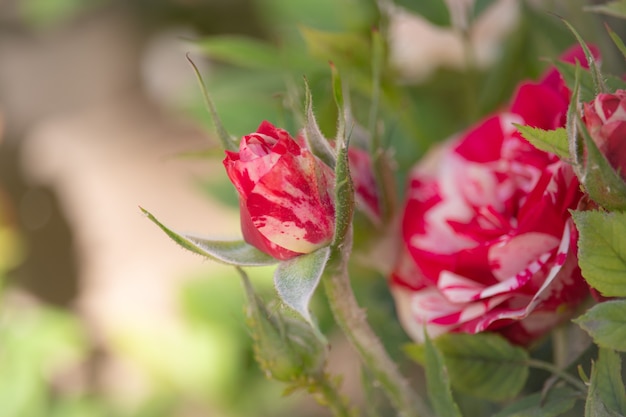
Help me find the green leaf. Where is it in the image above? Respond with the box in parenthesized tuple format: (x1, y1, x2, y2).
(423, 332, 462, 417)
(585, 0, 626, 19)
(596, 348, 626, 414)
(572, 211, 626, 297)
(585, 348, 626, 417)
(575, 300, 626, 352)
(492, 387, 578, 417)
(418, 333, 529, 401)
(516, 126, 569, 159)
(554, 62, 626, 103)
(274, 247, 330, 326)
(605, 24, 626, 61)
(141, 207, 277, 266)
(554, 62, 595, 103)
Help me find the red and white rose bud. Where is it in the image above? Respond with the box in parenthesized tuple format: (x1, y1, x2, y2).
(390, 47, 593, 346)
(224, 121, 336, 260)
(584, 89, 626, 179)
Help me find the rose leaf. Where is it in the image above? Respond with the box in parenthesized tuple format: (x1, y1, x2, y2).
(492, 387, 578, 417)
(572, 210, 626, 297)
(274, 246, 330, 327)
(423, 331, 462, 417)
(574, 300, 626, 353)
(577, 118, 626, 211)
(515, 125, 569, 160)
(426, 333, 529, 401)
(141, 207, 277, 266)
(584, 348, 626, 417)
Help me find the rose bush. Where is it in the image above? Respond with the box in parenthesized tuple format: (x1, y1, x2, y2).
(390, 47, 594, 346)
(224, 121, 336, 260)
(583, 89, 626, 179)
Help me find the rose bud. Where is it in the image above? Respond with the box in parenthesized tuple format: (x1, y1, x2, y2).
(242, 273, 327, 382)
(583, 89, 626, 179)
(224, 121, 335, 260)
(390, 47, 593, 346)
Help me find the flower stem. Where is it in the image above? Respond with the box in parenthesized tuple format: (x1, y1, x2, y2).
(323, 235, 431, 417)
(310, 374, 357, 417)
(526, 358, 588, 393)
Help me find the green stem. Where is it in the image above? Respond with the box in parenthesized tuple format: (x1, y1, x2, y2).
(323, 234, 431, 417)
(311, 374, 357, 417)
(527, 358, 588, 393)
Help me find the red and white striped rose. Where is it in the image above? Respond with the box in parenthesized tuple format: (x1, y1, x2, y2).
(224, 121, 336, 260)
(390, 46, 595, 346)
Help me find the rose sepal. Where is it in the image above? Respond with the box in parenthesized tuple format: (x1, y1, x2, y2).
(186, 56, 238, 152)
(561, 19, 607, 94)
(274, 246, 330, 330)
(141, 207, 278, 266)
(330, 64, 355, 250)
(303, 78, 336, 169)
(576, 116, 626, 211)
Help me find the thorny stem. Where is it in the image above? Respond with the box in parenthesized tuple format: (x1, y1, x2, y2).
(323, 233, 431, 417)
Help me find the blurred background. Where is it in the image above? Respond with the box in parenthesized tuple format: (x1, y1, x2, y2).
(0, 0, 623, 416)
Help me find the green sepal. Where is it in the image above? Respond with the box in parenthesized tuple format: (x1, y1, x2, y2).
(567, 62, 584, 171)
(571, 211, 626, 297)
(240, 269, 327, 383)
(575, 300, 626, 352)
(605, 23, 626, 61)
(303, 79, 336, 169)
(405, 333, 529, 401)
(329, 64, 355, 250)
(577, 117, 626, 211)
(274, 247, 330, 329)
(560, 18, 606, 93)
(423, 331, 462, 417)
(516, 125, 569, 160)
(186, 55, 237, 152)
(585, 348, 626, 417)
(140, 207, 277, 266)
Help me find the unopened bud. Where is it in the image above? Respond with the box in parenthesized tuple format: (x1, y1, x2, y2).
(241, 272, 327, 383)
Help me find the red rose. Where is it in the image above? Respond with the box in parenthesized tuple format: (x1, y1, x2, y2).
(583, 89, 626, 179)
(390, 47, 594, 346)
(224, 121, 336, 260)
